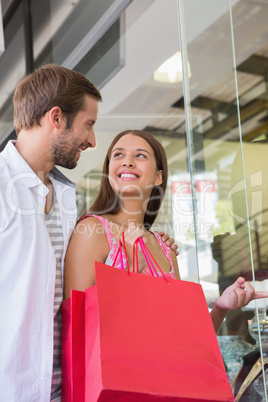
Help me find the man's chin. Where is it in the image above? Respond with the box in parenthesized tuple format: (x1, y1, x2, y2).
(55, 161, 77, 170)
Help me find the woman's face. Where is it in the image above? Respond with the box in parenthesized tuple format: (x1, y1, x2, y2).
(108, 133, 162, 198)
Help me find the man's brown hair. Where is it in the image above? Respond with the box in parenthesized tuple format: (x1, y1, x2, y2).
(13, 63, 102, 134)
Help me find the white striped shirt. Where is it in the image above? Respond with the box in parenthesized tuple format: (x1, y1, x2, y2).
(45, 184, 64, 402)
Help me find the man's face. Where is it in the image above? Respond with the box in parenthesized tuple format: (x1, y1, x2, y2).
(51, 95, 99, 169)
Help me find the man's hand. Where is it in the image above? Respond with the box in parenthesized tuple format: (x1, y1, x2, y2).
(157, 231, 179, 256)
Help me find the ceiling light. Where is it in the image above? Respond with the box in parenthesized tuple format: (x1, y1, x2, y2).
(153, 51, 191, 84)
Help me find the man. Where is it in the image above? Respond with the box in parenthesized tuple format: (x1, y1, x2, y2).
(0, 64, 177, 401)
(0, 64, 102, 401)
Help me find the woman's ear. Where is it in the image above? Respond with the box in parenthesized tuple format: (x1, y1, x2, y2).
(154, 170, 163, 186)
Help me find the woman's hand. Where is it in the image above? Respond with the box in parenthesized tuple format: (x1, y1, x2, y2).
(211, 277, 268, 333)
(215, 277, 268, 312)
(122, 222, 147, 273)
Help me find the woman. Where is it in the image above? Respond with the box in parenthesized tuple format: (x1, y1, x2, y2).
(64, 129, 268, 333)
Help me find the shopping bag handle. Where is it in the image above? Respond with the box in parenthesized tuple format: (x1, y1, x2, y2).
(112, 232, 130, 272)
(133, 238, 156, 276)
(112, 234, 168, 283)
(133, 237, 169, 284)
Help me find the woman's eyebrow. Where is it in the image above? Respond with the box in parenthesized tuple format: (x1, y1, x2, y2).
(112, 147, 151, 155)
(136, 148, 151, 155)
(112, 147, 124, 153)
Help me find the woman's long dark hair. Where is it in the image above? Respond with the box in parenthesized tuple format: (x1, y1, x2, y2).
(89, 130, 168, 229)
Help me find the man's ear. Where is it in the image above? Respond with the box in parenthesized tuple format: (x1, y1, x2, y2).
(154, 170, 163, 186)
(48, 106, 64, 129)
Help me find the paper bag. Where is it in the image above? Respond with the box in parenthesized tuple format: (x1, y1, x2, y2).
(84, 262, 234, 401)
(61, 290, 85, 402)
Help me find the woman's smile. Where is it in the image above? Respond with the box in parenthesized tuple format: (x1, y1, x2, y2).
(118, 171, 140, 180)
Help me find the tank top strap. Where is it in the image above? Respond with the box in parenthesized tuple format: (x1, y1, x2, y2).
(151, 231, 174, 272)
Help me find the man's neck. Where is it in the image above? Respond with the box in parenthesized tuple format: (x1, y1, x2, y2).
(15, 132, 54, 184)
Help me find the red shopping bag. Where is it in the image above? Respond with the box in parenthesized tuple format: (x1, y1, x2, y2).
(84, 261, 234, 401)
(61, 290, 85, 402)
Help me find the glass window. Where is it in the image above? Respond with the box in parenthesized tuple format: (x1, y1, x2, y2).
(180, 0, 268, 397)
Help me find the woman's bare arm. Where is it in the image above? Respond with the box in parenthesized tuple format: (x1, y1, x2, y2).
(64, 217, 110, 299)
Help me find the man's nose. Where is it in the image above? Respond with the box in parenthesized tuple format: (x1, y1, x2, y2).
(87, 129, 96, 148)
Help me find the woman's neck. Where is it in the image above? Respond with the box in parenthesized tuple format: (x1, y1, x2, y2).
(117, 198, 147, 226)
(112, 211, 144, 227)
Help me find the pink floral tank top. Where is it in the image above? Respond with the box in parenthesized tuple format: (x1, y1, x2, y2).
(80, 214, 176, 279)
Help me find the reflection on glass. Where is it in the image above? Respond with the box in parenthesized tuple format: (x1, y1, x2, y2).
(254, 372, 268, 401)
(180, 0, 268, 395)
(248, 309, 268, 352)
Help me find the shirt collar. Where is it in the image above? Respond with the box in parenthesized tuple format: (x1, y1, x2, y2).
(2, 140, 76, 190)
(2, 140, 47, 190)
(49, 167, 76, 188)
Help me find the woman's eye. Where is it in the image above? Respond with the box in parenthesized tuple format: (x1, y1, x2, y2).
(136, 153, 146, 158)
(113, 152, 123, 157)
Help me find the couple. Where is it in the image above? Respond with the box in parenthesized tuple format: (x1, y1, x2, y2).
(0, 64, 266, 402)
(0, 63, 177, 402)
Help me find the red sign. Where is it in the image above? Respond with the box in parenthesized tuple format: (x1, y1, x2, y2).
(172, 180, 216, 194)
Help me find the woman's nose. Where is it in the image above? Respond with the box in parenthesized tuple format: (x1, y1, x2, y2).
(122, 157, 135, 167)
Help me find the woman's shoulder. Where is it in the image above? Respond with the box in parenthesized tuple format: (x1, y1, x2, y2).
(76, 214, 118, 248)
(67, 215, 110, 260)
(79, 213, 104, 223)
(74, 214, 107, 237)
